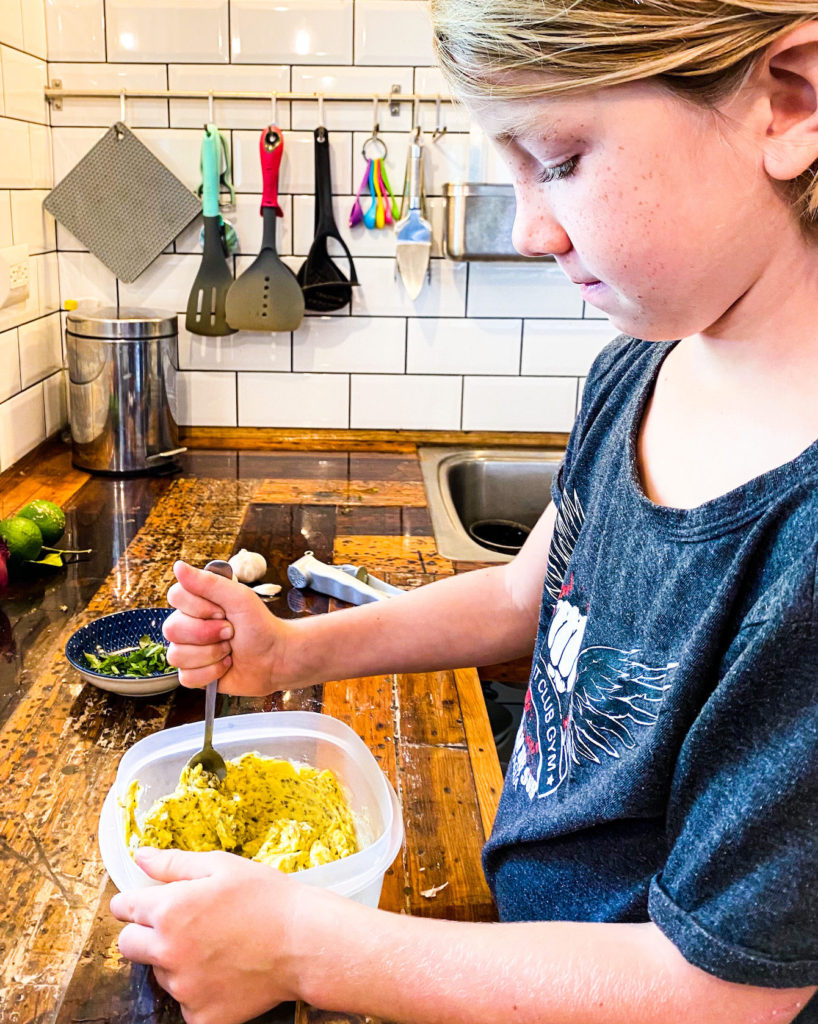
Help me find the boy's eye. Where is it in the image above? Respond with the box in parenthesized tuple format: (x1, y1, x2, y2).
(537, 156, 579, 184)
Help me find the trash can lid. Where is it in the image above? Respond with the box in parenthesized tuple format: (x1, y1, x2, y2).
(66, 306, 178, 339)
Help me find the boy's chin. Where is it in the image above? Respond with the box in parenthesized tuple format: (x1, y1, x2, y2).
(605, 311, 689, 343)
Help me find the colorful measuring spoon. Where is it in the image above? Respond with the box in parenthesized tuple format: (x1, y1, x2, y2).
(376, 160, 392, 226)
(349, 163, 370, 227)
(363, 160, 378, 229)
(380, 160, 400, 220)
(372, 158, 385, 228)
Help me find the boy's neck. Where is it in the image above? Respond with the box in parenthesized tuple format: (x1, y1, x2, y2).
(636, 231, 818, 509)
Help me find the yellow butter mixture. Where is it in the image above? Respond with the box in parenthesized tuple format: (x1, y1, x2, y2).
(124, 752, 359, 872)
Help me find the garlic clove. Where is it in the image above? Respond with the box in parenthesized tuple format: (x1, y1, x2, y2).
(228, 548, 268, 583)
(253, 583, 282, 598)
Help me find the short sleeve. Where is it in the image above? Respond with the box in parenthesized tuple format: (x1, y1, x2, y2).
(648, 558, 818, 987)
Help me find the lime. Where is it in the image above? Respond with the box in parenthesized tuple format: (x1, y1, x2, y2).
(17, 499, 65, 545)
(0, 517, 43, 563)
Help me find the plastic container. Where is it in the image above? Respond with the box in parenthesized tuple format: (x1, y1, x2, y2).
(98, 711, 403, 907)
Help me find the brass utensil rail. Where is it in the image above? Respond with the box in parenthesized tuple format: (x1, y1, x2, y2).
(45, 85, 455, 115)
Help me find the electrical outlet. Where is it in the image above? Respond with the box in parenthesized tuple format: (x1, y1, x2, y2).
(0, 245, 30, 309)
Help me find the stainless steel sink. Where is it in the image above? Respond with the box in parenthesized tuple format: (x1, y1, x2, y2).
(419, 447, 564, 562)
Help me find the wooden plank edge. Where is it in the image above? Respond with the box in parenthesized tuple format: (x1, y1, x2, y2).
(181, 427, 570, 453)
(453, 667, 505, 840)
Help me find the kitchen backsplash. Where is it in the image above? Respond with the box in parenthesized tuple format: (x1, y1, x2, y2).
(0, 0, 616, 471)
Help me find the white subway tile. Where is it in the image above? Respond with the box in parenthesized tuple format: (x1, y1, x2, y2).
(354, 0, 434, 66)
(467, 262, 583, 319)
(231, 0, 353, 65)
(106, 0, 229, 63)
(413, 67, 470, 133)
(57, 251, 117, 307)
(293, 315, 404, 372)
(0, 191, 12, 247)
(178, 325, 291, 372)
(0, 46, 4, 114)
(177, 369, 236, 426)
(10, 189, 56, 253)
(0, 381, 45, 470)
(0, 0, 23, 50)
(55, 221, 86, 251)
(49, 63, 168, 127)
(29, 123, 52, 188)
(135, 128, 204, 192)
(352, 257, 466, 317)
(19, 313, 62, 387)
(522, 319, 618, 376)
(118, 253, 202, 311)
(46, 0, 106, 61)
(238, 371, 349, 427)
(462, 376, 577, 431)
(577, 376, 587, 413)
(407, 317, 520, 375)
(33, 253, 59, 313)
(44, 368, 68, 434)
(351, 373, 460, 429)
(0, 327, 20, 402)
(52, 125, 106, 182)
(0, 117, 32, 187)
(291, 66, 413, 131)
(168, 65, 290, 129)
(233, 128, 352, 194)
(1, 46, 47, 123)
(352, 129, 470, 197)
(22, 0, 47, 58)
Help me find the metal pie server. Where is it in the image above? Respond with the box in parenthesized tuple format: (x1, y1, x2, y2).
(184, 559, 233, 783)
(395, 129, 432, 300)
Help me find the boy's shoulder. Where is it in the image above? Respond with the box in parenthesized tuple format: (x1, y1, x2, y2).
(583, 333, 661, 404)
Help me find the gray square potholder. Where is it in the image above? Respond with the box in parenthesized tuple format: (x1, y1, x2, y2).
(44, 122, 201, 283)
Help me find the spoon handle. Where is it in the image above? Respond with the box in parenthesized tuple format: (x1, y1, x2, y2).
(202, 559, 233, 748)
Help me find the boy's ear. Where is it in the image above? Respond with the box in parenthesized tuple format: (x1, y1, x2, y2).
(761, 22, 818, 182)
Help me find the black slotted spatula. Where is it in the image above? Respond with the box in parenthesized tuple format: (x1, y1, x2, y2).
(225, 127, 304, 332)
(185, 124, 236, 336)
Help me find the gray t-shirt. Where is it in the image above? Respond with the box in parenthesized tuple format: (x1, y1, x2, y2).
(483, 336, 818, 1010)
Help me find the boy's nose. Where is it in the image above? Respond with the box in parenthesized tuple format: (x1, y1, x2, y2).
(511, 186, 572, 258)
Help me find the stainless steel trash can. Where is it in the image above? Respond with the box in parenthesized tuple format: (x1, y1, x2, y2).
(66, 307, 184, 474)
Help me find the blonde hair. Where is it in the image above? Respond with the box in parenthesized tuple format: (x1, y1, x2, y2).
(431, 1, 818, 227)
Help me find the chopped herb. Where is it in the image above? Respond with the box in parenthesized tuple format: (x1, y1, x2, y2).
(84, 635, 172, 677)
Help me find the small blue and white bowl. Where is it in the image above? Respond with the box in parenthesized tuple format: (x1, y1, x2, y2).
(65, 608, 178, 697)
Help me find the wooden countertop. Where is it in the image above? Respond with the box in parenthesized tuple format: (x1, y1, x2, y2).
(0, 440, 505, 1024)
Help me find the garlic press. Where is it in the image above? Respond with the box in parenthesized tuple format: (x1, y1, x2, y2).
(287, 551, 404, 605)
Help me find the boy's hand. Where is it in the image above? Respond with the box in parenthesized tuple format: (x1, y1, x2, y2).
(111, 848, 315, 1024)
(163, 560, 289, 695)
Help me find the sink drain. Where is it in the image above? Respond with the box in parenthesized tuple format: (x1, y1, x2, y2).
(468, 518, 531, 554)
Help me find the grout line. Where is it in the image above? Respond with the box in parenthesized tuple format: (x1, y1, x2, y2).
(459, 374, 464, 430)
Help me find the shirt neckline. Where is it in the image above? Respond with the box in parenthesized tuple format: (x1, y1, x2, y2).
(625, 339, 818, 539)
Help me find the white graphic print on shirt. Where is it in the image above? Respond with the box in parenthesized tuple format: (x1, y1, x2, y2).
(510, 489, 678, 800)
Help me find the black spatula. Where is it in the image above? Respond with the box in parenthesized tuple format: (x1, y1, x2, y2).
(225, 127, 304, 332)
(297, 127, 358, 312)
(185, 124, 236, 337)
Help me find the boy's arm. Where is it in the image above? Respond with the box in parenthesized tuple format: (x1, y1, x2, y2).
(112, 848, 816, 1024)
(164, 502, 558, 693)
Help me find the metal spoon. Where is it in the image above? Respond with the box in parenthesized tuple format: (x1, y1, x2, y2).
(184, 559, 232, 783)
